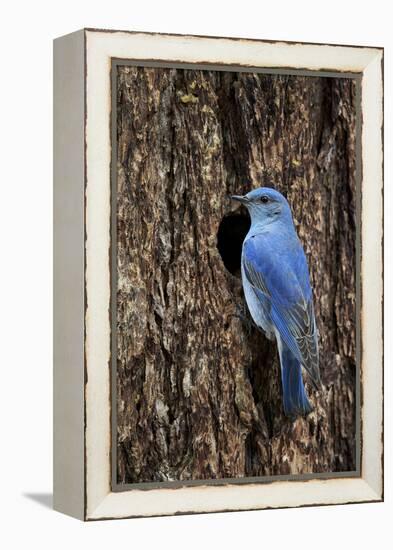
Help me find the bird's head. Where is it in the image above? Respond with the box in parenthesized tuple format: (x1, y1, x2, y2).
(231, 187, 292, 226)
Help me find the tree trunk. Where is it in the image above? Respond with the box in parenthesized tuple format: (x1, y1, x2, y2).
(115, 66, 357, 483)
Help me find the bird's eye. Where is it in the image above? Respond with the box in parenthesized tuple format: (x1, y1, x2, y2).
(260, 196, 269, 204)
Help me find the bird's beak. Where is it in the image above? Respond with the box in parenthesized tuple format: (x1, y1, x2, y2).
(231, 195, 249, 205)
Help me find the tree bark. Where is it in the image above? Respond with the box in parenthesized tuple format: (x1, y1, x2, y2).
(115, 66, 357, 483)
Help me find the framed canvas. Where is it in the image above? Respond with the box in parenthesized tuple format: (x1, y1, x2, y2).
(53, 28, 383, 521)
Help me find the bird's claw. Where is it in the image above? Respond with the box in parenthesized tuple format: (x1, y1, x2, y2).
(229, 304, 261, 337)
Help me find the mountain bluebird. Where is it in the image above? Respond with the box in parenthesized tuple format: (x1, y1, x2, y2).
(231, 187, 321, 417)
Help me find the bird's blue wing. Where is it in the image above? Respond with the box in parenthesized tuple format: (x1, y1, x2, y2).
(243, 234, 320, 387)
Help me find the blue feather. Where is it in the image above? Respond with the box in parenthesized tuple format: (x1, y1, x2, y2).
(280, 343, 313, 417)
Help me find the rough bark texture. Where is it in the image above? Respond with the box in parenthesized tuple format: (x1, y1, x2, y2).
(115, 66, 357, 484)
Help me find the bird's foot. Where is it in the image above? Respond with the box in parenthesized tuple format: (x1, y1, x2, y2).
(230, 304, 261, 337)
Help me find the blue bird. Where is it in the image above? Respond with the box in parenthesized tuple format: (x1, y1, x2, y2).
(231, 187, 321, 417)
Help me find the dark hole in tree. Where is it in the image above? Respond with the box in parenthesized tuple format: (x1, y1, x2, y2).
(217, 210, 251, 277)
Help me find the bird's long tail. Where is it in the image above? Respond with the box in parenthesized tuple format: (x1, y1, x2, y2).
(279, 343, 313, 417)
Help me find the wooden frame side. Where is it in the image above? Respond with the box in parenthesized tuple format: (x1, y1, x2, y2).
(82, 29, 383, 520)
(53, 29, 86, 520)
(360, 52, 384, 498)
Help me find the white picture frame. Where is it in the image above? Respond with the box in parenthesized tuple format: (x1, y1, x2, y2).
(53, 28, 383, 521)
